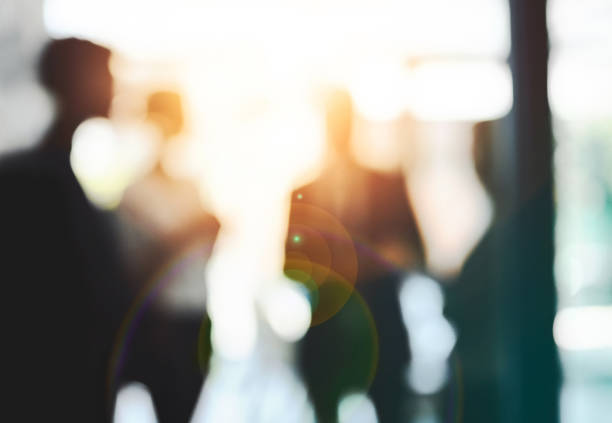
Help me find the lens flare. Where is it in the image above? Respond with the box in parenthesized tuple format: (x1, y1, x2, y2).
(285, 203, 358, 326)
(259, 279, 312, 342)
(301, 285, 379, 412)
(107, 242, 214, 404)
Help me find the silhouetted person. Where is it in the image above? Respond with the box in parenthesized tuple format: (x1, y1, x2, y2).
(117, 91, 219, 423)
(444, 120, 560, 423)
(0, 38, 125, 422)
(285, 90, 424, 422)
(120, 91, 218, 254)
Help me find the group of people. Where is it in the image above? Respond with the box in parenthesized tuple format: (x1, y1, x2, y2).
(0, 36, 423, 423)
(1, 38, 217, 422)
(1, 36, 558, 423)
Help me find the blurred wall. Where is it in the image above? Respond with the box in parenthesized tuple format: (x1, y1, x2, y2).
(0, 0, 52, 154)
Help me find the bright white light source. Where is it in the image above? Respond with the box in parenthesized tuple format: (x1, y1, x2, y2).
(191, 357, 315, 423)
(349, 62, 410, 122)
(549, 58, 612, 121)
(400, 273, 457, 394)
(548, 0, 612, 52)
(398, 0, 511, 58)
(71, 118, 123, 207)
(408, 359, 450, 396)
(207, 274, 258, 361)
(210, 303, 258, 361)
(400, 274, 444, 318)
(260, 280, 311, 342)
(113, 383, 158, 423)
(72, 118, 118, 179)
(408, 60, 513, 122)
(338, 392, 379, 423)
(554, 306, 612, 351)
(44, 0, 510, 60)
(205, 242, 259, 361)
(70, 119, 157, 208)
(555, 244, 611, 297)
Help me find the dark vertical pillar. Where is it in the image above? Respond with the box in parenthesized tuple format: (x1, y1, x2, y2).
(509, 0, 553, 198)
(507, 0, 560, 422)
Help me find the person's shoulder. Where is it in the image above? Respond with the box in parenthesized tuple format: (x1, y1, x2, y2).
(0, 148, 69, 178)
(0, 149, 46, 191)
(0, 149, 39, 174)
(0, 148, 80, 205)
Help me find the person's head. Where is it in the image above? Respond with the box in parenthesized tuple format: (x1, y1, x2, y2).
(325, 89, 354, 157)
(146, 91, 184, 139)
(39, 38, 113, 123)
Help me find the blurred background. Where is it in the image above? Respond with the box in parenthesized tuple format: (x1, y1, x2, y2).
(1, 0, 611, 422)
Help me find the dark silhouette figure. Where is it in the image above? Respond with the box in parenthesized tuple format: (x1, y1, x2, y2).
(444, 119, 560, 423)
(0, 38, 125, 422)
(285, 90, 424, 422)
(117, 90, 219, 423)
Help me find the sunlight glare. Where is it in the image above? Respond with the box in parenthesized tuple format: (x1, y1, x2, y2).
(554, 306, 612, 351)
